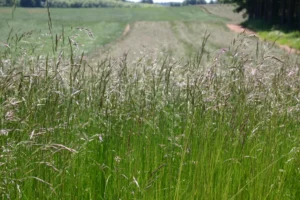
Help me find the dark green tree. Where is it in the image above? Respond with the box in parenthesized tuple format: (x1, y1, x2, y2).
(6, 0, 13, 6)
(0, 0, 13, 6)
(183, 0, 206, 5)
(141, 0, 153, 4)
(231, 0, 299, 28)
(217, 0, 233, 3)
(20, 0, 41, 7)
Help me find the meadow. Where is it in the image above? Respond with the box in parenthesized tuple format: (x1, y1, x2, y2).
(0, 6, 226, 55)
(0, 5, 300, 200)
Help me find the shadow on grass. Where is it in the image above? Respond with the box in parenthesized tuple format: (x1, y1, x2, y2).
(241, 19, 300, 33)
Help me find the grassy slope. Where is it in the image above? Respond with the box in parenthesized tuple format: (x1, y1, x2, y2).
(200, 4, 246, 24)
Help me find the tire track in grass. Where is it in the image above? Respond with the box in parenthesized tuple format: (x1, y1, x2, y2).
(90, 21, 187, 62)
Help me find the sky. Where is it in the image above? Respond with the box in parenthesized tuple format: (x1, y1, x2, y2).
(127, 0, 212, 3)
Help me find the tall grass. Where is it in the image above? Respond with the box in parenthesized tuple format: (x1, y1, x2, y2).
(0, 12, 300, 200)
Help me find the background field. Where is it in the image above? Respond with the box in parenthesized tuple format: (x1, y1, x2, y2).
(1, 5, 299, 200)
(0, 6, 287, 62)
(0, 7, 226, 54)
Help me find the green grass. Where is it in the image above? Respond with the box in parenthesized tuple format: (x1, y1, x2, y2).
(0, 6, 300, 200)
(259, 31, 300, 50)
(241, 20, 300, 50)
(0, 7, 226, 55)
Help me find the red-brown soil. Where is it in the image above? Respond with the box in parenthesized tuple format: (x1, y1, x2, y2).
(226, 24, 300, 54)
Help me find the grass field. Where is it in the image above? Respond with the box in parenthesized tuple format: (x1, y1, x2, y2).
(0, 7, 227, 55)
(201, 4, 246, 24)
(1, 5, 300, 200)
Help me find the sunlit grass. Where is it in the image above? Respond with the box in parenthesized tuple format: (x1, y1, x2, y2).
(259, 30, 300, 50)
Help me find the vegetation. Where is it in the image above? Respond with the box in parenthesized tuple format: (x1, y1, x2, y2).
(0, 0, 14, 6)
(201, 4, 245, 24)
(0, 5, 300, 200)
(202, 3, 300, 51)
(46, 0, 149, 8)
(20, 0, 42, 7)
(141, 0, 153, 4)
(0, 7, 226, 55)
(241, 20, 300, 50)
(183, 0, 207, 5)
(217, 0, 233, 3)
(221, 0, 300, 29)
(0, 0, 153, 8)
(259, 30, 300, 50)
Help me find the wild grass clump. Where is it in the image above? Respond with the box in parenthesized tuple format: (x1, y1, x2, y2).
(0, 25, 299, 199)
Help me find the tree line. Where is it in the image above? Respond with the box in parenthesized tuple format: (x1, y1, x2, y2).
(0, 0, 210, 7)
(0, 0, 44, 7)
(0, 0, 14, 6)
(0, 0, 151, 7)
(219, 0, 300, 29)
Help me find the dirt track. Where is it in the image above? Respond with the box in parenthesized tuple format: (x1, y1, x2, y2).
(226, 24, 257, 35)
(227, 24, 300, 54)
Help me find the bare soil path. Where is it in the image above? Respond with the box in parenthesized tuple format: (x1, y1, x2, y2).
(226, 24, 257, 35)
(226, 24, 300, 54)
